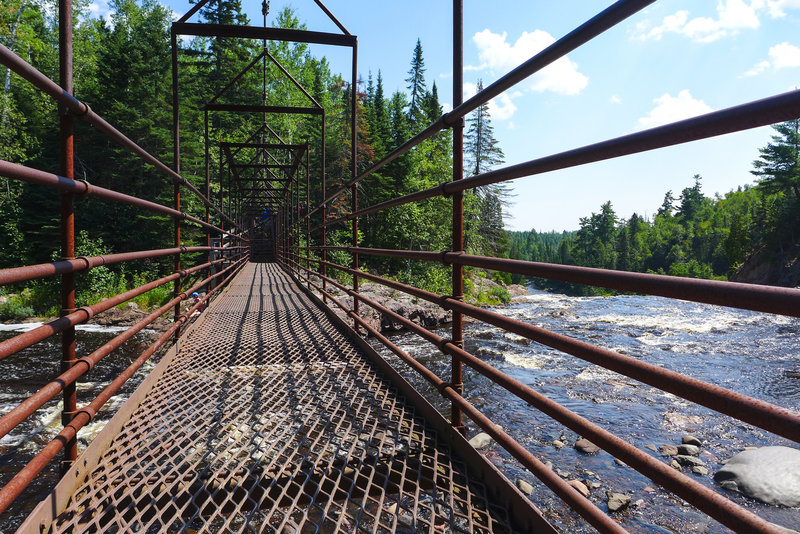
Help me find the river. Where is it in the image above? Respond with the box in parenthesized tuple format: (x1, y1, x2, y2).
(1, 289, 798, 533)
(0, 323, 159, 531)
(368, 287, 800, 533)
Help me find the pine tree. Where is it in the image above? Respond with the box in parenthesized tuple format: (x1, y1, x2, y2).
(405, 39, 426, 129)
(422, 81, 442, 122)
(752, 119, 800, 199)
(464, 80, 504, 176)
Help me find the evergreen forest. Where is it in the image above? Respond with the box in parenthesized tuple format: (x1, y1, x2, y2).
(1, 0, 799, 316)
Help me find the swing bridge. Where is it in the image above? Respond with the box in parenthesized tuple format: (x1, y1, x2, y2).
(1, 0, 800, 532)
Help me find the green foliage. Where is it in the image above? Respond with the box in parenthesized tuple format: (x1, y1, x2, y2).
(752, 119, 800, 199)
(510, 168, 799, 294)
(0, 292, 34, 320)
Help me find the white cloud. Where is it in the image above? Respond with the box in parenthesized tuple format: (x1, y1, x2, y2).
(637, 90, 713, 129)
(469, 29, 588, 95)
(634, 0, 763, 43)
(766, 0, 800, 17)
(610, 95, 622, 104)
(744, 42, 800, 75)
(464, 81, 518, 121)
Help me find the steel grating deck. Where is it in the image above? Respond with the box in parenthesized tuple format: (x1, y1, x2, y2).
(32, 263, 534, 534)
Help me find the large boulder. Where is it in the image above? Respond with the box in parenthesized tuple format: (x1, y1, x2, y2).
(714, 446, 800, 507)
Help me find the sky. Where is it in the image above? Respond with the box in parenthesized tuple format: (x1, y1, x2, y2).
(90, 0, 800, 231)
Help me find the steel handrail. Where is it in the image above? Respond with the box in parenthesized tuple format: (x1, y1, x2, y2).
(0, 246, 243, 287)
(298, 254, 800, 444)
(0, 257, 247, 516)
(0, 43, 235, 228)
(287, 254, 786, 534)
(0, 254, 244, 362)
(314, 89, 800, 231)
(0, 160, 235, 236)
(312, 246, 800, 317)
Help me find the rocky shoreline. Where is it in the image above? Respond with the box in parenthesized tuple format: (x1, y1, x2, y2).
(467, 428, 800, 532)
(311, 279, 529, 334)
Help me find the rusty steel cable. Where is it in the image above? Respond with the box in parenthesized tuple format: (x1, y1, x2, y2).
(288, 255, 791, 534)
(0, 260, 246, 517)
(305, 255, 800, 444)
(0, 43, 235, 228)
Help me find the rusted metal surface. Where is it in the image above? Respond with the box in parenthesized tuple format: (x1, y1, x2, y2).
(0, 160, 231, 235)
(450, 0, 465, 433)
(315, 246, 800, 318)
(173, 22, 357, 47)
(58, 0, 78, 471)
(306, 256, 800, 445)
(0, 246, 231, 287)
(0, 44, 230, 225)
(317, 88, 800, 231)
(289, 259, 627, 534)
(0, 261, 246, 517)
(0, 255, 240, 362)
(26, 264, 531, 534)
(289, 255, 791, 534)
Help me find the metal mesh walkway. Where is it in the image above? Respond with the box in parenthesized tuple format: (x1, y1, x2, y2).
(40, 263, 527, 534)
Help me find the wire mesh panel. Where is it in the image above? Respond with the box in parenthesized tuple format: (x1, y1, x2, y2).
(45, 264, 521, 534)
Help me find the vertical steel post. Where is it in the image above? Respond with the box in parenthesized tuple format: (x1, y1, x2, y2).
(321, 111, 327, 303)
(205, 110, 210, 284)
(306, 142, 310, 288)
(451, 0, 465, 434)
(170, 28, 181, 333)
(58, 0, 77, 472)
(351, 42, 359, 332)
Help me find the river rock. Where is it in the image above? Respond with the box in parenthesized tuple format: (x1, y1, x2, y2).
(544, 461, 553, 470)
(552, 439, 565, 449)
(556, 468, 570, 479)
(682, 435, 702, 447)
(670, 460, 682, 470)
(507, 284, 530, 297)
(606, 492, 631, 513)
(574, 438, 600, 454)
(659, 445, 679, 457)
(692, 466, 709, 476)
(567, 480, 590, 498)
(675, 455, 706, 467)
(516, 479, 533, 496)
(663, 412, 703, 430)
(644, 444, 658, 452)
(469, 432, 493, 450)
(677, 444, 700, 456)
(713, 446, 800, 507)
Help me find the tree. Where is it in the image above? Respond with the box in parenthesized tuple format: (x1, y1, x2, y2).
(657, 190, 675, 217)
(465, 80, 504, 177)
(752, 119, 800, 199)
(405, 38, 426, 129)
(678, 174, 705, 221)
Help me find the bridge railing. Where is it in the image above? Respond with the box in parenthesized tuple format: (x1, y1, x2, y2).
(0, 12, 248, 518)
(282, 1, 800, 533)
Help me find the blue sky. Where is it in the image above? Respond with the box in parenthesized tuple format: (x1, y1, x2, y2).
(91, 0, 800, 231)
